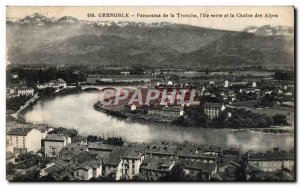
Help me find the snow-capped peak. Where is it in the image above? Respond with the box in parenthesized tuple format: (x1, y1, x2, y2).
(6, 17, 19, 23)
(244, 25, 294, 36)
(57, 16, 78, 24)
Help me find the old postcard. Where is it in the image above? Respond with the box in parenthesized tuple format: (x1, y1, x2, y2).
(6, 6, 295, 181)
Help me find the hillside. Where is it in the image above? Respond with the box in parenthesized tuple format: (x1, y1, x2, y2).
(9, 34, 180, 66)
(168, 32, 294, 67)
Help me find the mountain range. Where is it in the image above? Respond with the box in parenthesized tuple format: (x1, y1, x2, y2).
(7, 13, 294, 67)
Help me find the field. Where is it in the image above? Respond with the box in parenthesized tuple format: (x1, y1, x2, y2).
(229, 101, 294, 125)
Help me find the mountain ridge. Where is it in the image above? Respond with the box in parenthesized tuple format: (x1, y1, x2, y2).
(7, 13, 294, 67)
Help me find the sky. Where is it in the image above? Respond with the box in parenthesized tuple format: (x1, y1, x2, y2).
(6, 6, 294, 31)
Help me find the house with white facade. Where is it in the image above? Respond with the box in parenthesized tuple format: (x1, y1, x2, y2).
(120, 150, 145, 180)
(37, 79, 67, 90)
(17, 86, 34, 96)
(6, 127, 42, 154)
(203, 102, 226, 120)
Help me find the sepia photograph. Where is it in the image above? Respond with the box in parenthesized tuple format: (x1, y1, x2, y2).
(5, 6, 295, 182)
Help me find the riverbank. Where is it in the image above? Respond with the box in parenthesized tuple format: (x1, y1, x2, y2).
(13, 88, 293, 135)
(23, 92, 294, 151)
(93, 102, 293, 134)
(243, 127, 293, 134)
(93, 103, 176, 124)
(11, 87, 85, 122)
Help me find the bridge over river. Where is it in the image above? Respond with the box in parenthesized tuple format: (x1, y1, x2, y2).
(81, 85, 138, 91)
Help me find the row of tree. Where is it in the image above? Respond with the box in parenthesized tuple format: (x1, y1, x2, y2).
(9, 67, 87, 87)
(87, 136, 125, 146)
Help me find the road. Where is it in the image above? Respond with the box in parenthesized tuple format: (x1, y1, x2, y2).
(11, 93, 39, 119)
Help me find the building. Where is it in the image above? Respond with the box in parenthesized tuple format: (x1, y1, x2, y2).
(36, 83, 49, 89)
(34, 124, 54, 139)
(40, 164, 64, 177)
(120, 150, 145, 180)
(239, 88, 261, 97)
(147, 105, 165, 116)
(37, 79, 67, 90)
(228, 90, 237, 98)
(49, 79, 67, 89)
(177, 150, 218, 163)
(162, 106, 184, 118)
(200, 85, 206, 96)
(148, 105, 183, 118)
(208, 81, 215, 85)
(229, 81, 249, 87)
(224, 80, 229, 88)
(59, 143, 89, 162)
(14, 164, 39, 176)
(17, 86, 34, 96)
(104, 148, 125, 180)
(120, 71, 130, 76)
(11, 74, 18, 79)
(220, 90, 237, 103)
(146, 143, 178, 159)
(252, 81, 257, 88)
(88, 143, 116, 154)
(217, 161, 242, 181)
(86, 74, 153, 84)
(245, 150, 294, 172)
(40, 159, 72, 179)
(6, 127, 42, 154)
(73, 162, 102, 180)
(43, 134, 71, 157)
(180, 160, 217, 180)
(222, 147, 241, 163)
(124, 103, 138, 112)
(203, 102, 225, 120)
(139, 157, 175, 181)
(6, 86, 17, 98)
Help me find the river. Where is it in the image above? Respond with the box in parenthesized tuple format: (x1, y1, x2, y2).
(24, 91, 294, 152)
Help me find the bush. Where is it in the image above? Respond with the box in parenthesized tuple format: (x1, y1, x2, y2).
(272, 114, 288, 126)
(104, 137, 124, 146)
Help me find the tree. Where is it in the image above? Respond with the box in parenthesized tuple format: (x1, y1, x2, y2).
(272, 114, 288, 126)
(7, 95, 32, 111)
(104, 137, 124, 146)
(87, 135, 103, 143)
(258, 95, 274, 108)
(39, 87, 56, 96)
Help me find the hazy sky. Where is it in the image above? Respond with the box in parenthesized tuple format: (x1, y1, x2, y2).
(6, 6, 294, 31)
